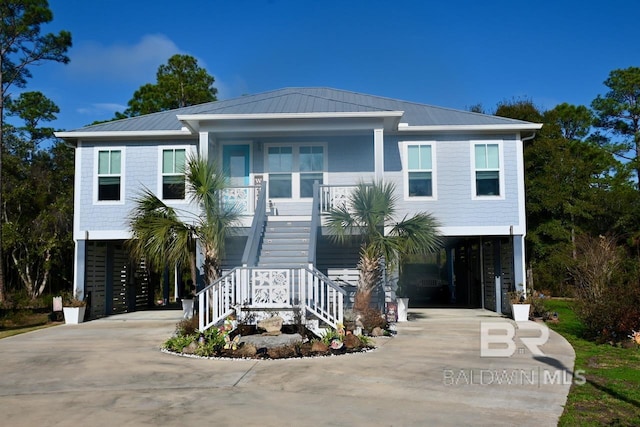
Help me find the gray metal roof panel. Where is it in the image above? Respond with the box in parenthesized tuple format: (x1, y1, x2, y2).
(69, 87, 535, 133)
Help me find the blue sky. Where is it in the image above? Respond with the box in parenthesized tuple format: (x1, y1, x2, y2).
(20, 0, 640, 131)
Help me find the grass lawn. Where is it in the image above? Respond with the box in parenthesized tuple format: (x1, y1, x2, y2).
(0, 311, 61, 339)
(545, 299, 640, 426)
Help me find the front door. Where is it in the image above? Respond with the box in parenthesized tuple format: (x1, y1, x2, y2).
(223, 144, 250, 186)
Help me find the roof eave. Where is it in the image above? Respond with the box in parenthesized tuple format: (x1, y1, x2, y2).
(54, 129, 194, 140)
(397, 123, 543, 133)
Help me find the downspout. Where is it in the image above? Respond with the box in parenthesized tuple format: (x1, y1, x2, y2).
(519, 131, 536, 295)
(521, 132, 537, 143)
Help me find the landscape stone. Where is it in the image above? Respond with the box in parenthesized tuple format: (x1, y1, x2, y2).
(311, 341, 329, 352)
(182, 341, 198, 354)
(257, 316, 284, 334)
(240, 333, 302, 349)
(371, 326, 384, 336)
(343, 334, 361, 349)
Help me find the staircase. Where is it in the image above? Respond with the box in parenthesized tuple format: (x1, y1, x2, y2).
(257, 220, 311, 267)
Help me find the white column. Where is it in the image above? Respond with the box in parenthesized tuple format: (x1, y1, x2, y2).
(514, 235, 527, 292)
(199, 131, 209, 158)
(374, 128, 384, 181)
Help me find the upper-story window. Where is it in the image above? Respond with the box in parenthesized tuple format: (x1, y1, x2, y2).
(162, 148, 186, 200)
(407, 144, 434, 197)
(299, 146, 324, 198)
(473, 143, 502, 197)
(267, 146, 293, 198)
(267, 144, 325, 199)
(96, 148, 123, 202)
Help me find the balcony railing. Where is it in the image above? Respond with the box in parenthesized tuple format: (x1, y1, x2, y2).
(221, 185, 261, 215)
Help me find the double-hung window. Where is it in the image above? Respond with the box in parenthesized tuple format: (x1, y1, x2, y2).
(97, 149, 122, 202)
(267, 146, 293, 198)
(406, 143, 434, 198)
(162, 148, 186, 200)
(299, 146, 324, 198)
(474, 143, 501, 197)
(267, 144, 325, 199)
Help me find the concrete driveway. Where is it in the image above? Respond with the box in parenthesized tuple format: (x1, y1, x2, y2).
(0, 308, 574, 426)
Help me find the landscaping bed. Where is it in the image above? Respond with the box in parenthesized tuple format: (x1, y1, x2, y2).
(545, 299, 640, 427)
(163, 317, 380, 360)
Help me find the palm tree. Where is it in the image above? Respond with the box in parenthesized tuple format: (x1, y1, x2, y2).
(127, 154, 238, 288)
(326, 181, 442, 311)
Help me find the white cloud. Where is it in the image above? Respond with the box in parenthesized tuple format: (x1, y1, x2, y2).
(77, 102, 127, 116)
(67, 34, 183, 83)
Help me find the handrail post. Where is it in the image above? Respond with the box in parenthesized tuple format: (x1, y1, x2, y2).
(308, 180, 320, 266)
(241, 181, 268, 266)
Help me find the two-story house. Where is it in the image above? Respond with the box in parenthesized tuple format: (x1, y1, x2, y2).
(56, 87, 541, 328)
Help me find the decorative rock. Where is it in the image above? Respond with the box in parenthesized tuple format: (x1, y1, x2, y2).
(371, 326, 384, 337)
(311, 341, 329, 353)
(240, 333, 302, 349)
(343, 334, 362, 349)
(236, 343, 258, 358)
(182, 341, 198, 354)
(257, 316, 284, 335)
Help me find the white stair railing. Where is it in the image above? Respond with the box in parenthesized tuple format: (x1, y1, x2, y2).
(197, 266, 345, 332)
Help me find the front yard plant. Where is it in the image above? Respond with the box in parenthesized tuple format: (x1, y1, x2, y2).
(545, 299, 640, 426)
(162, 315, 378, 359)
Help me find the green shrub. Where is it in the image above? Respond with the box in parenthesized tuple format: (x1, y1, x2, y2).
(164, 334, 195, 352)
(175, 316, 199, 337)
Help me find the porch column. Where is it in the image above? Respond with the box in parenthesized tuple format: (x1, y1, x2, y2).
(513, 235, 526, 292)
(73, 239, 86, 300)
(374, 128, 384, 181)
(199, 131, 209, 158)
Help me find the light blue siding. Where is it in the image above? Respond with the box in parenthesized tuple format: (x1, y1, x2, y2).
(77, 139, 198, 235)
(76, 132, 523, 235)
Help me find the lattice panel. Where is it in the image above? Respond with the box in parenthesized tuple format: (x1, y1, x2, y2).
(221, 187, 249, 213)
(251, 269, 290, 306)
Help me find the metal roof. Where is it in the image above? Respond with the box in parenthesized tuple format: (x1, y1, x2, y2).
(66, 87, 538, 133)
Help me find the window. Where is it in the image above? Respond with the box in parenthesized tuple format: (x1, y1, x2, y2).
(267, 146, 293, 198)
(162, 148, 186, 200)
(407, 144, 433, 197)
(97, 149, 122, 201)
(266, 145, 325, 199)
(299, 146, 324, 198)
(474, 143, 501, 196)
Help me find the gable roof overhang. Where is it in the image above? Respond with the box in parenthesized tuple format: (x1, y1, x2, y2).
(54, 88, 543, 142)
(177, 111, 405, 135)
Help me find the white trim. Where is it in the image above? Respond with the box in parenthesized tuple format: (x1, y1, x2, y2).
(400, 140, 437, 201)
(397, 123, 543, 132)
(178, 111, 405, 121)
(515, 135, 527, 237)
(93, 146, 126, 205)
(439, 225, 525, 236)
(73, 141, 83, 241)
(264, 142, 328, 200)
(470, 141, 505, 201)
(55, 130, 193, 139)
(157, 146, 192, 204)
(75, 230, 132, 240)
(374, 128, 384, 181)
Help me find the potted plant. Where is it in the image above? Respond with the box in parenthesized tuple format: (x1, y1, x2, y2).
(395, 281, 410, 322)
(181, 280, 196, 319)
(507, 287, 531, 322)
(62, 291, 87, 324)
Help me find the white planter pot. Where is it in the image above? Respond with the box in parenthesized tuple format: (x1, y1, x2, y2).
(397, 298, 410, 322)
(182, 299, 194, 319)
(512, 303, 531, 322)
(63, 306, 86, 324)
